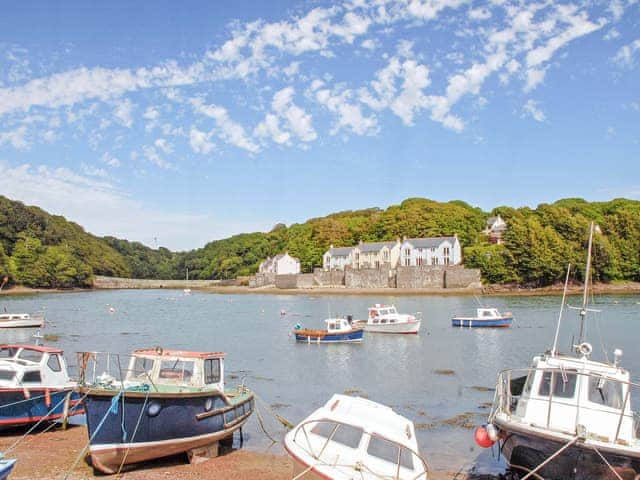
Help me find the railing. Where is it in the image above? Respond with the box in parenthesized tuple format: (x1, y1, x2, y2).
(489, 366, 640, 444)
(76, 351, 145, 388)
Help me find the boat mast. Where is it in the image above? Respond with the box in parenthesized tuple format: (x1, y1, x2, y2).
(551, 263, 571, 356)
(578, 222, 595, 345)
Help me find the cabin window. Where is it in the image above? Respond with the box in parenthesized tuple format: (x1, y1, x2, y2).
(390, 319, 396, 323)
(373, 319, 379, 324)
(380, 319, 387, 324)
(18, 350, 43, 363)
(0, 371, 15, 381)
(588, 376, 623, 409)
(538, 370, 577, 398)
(0, 348, 17, 359)
(159, 359, 194, 383)
(483, 311, 492, 317)
(367, 436, 414, 470)
(22, 371, 42, 383)
(329, 323, 336, 330)
(311, 421, 362, 449)
(130, 357, 155, 381)
(204, 359, 221, 384)
(47, 354, 62, 372)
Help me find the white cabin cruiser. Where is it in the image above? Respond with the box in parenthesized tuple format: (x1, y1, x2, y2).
(477, 223, 640, 479)
(0, 313, 44, 328)
(354, 304, 421, 334)
(284, 394, 428, 479)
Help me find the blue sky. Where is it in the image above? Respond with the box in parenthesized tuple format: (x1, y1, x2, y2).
(0, 0, 638, 250)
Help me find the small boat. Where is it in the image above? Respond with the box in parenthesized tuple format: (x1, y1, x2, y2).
(293, 317, 363, 344)
(477, 222, 640, 479)
(0, 458, 16, 480)
(78, 347, 254, 474)
(354, 304, 421, 334)
(0, 344, 84, 427)
(284, 394, 428, 479)
(0, 313, 44, 328)
(451, 307, 512, 327)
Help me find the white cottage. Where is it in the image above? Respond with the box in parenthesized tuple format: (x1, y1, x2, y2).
(353, 240, 401, 269)
(322, 245, 355, 271)
(483, 215, 507, 244)
(399, 236, 461, 267)
(259, 252, 301, 275)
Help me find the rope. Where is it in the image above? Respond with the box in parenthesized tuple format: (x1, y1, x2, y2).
(116, 392, 150, 476)
(255, 408, 279, 443)
(253, 390, 294, 429)
(0, 392, 50, 410)
(590, 446, 624, 480)
(520, 436, 578, 480)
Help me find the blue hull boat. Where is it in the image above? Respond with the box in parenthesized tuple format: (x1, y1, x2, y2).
(0, 388, 84, 428)
(0, 459, 16, 480)
(294, 317, 364, 343)
(451, 308, 513, 328)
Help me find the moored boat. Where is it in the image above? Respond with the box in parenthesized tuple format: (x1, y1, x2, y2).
(353, 304, 421, 334)
(476, 223, 640, 479)
(0, 344, 84, 428)
(0, 313, 44, 329)
(284, 394, 428, 479)
(293, 318, 364, 344)
(78, 347, 254, 474)
(451, 307, 512, 328)
(0, 458, 16, 480)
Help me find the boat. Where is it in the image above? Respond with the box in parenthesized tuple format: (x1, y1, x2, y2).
(0, 313, 44, 328)
(284, 394, 428, 479)
(78, 347, 254, 474)
(0, 344, 84, 427)
(353, 304, 421, 334)
(451, 307, 513, 328)
(293, 317, 364, 344)
(476, 222, 640, 479)
(0, 458, 16, 479)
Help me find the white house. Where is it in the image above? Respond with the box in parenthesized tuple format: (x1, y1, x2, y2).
(259, 252, 301, 275)
(352, 240, 401, 269)
(483, 215, 507, 244)
(322, 245, 355, 271)
(399, 236, 461, 267)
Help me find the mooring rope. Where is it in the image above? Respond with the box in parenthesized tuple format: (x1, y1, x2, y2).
(115, 391, 150, 477)
(252, 390, 294, 429)
(520, 435, 578, 480)
(590, 446, 624, 480)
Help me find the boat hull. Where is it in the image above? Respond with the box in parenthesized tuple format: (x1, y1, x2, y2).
(0, 320, 44, 328)
(0, 387, 84, 427)
(82, 388, 254, 473)
(0, 459, 16, 480)
(451, 316, 512, 327)
(356, 320, 421, 334)
(294, 329, 363, 343)
(496, 420, 640, 479)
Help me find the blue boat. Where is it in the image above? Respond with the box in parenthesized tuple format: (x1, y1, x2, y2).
(451, 308, 513, 328)
(0, 344, 84, 428)
(0, 458, 16, 480)
(294, 318, 364, 343)
(78, 348, 254, 474)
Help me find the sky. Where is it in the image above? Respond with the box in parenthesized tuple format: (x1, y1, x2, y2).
(0, 0, 638, 251)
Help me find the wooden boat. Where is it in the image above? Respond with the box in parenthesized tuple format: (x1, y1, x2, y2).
(293, 318, 364, 344)
(284, 394, 428, 479)
(78, 348, 254, 474)
(451, 307, 512, 327)
(0, 458, 16, 480)
(477, 223, 640, 479)
(0, 344, 84, 427)
(353, 304, 421, 334)
(0, 313, 44, 328)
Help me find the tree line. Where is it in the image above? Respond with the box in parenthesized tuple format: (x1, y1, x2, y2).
(1, 195, 638, 289)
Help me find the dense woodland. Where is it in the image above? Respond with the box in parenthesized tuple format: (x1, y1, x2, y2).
(1, 195, 639, 289)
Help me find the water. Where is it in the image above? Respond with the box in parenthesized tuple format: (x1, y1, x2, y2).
(1, 290, 639, 474)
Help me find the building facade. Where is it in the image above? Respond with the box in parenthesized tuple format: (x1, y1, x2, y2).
(399, 236, 461, 267)
(483, 215, 507, 244)
(259, 252, 301, 275)
(352, 240, 401, 269)
(322, 246, 355, 271)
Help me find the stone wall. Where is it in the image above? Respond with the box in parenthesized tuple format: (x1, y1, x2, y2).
(396, 266, 446, 289)
(275, 273, 314, 289)
(249, 273, 276, 288)
(312, 268, 345, 287)
(345, 267, 392, 289)
(444, 266, 482, 289)
(93, 275, 222, 289)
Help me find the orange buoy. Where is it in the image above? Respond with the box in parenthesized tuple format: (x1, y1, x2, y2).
(474, 425, 495, 448)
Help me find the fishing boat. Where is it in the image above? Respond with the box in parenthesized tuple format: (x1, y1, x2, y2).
(284, 394, 429, 479)
(476, 222, 640, 479)
(0, 313, 44, 328)
(353, 304, 422, 334)
(293, 317, 364, 344)
(0, 458, 16, 479)
(451, 307, 513, 328)
(0, 344, 84, 427)
(78, 347, 254, 474)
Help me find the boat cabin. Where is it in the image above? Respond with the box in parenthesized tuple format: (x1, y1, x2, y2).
(325, 318, 354, 333)
(368, 304, 399, 324)
(475, 308, 503, 319)
(0, 344, 72, 387)
(505, 351, 638, 446)
(0, 314, 31, 321)
(124, 349, 225, 391)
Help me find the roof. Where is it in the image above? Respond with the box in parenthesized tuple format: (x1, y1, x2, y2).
(0, 344, 63, 354)
(358, 241, 397, 253)
(402, 236, 457, 248)
(487, 216, 499, 225)
(133, 348, 226, 360)
(328, 246, 353, 256)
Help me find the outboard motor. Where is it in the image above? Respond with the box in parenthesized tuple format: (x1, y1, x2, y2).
(347, 315, 353, 324)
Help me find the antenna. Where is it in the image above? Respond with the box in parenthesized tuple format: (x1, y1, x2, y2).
(551, 263, 571, 356)
(578, 222, 595, 345)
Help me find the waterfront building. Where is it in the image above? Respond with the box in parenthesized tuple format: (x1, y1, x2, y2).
(259, 252, 301, 275)
(483, 215, 507, 244)
(322, 245, 355, 271)
(352, 240, 401, 269)
(399, 236, 461, 266)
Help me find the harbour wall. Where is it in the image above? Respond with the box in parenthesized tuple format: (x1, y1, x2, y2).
(93, 276, 229, 289)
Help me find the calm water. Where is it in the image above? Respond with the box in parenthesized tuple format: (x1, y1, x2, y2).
(1, 290, 640, 474)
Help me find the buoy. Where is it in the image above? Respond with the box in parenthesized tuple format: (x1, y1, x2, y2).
(474, 425, 496, 448)
(109, 306, 116, 313)
(280, 309, 287, 316)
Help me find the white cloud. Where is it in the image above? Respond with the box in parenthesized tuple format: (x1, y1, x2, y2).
(361, 38, 379, 50)
(257, 87, 317, 144)
(191, 98, 259, 153)
(101, 152, 121, 167)
(0, 126, 29, 150)
(81, 163, 109, 178)
(282, 61, 300, 77)
(468, 7, 491, 20)
(603, 28, 620, 41)
(315, 86, 378, 135)
(522, 99, 546, 122)
(254, 113, 291, 144)
(142, 145, 173, 169)
(113, 98, 133, 128)
(189, 128, 214, 154)
(613, 39, 640, 68)
(406, 0, 467, 20)
(154, 138, 173, 154)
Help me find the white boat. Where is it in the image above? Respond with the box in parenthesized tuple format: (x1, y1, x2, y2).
(451, 307, 513, 328)
(354, 304, 421, 334)
(477, 222, 640, 479)
(284, 394, 428, 480)
(0, 313, 44, 328)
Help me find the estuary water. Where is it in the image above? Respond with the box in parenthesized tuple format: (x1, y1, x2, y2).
(1, 289, 639, 474)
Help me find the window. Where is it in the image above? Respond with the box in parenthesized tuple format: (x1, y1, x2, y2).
(589, 376, 623, 409)
(205, 359, 221, 384)
(416, 257, 423, 266)
(0, 371, 15, 381)
(367, 436, 414, 470)
(431, 257, 439, 265)
(0, 348, 17, 359)
(22, 371, 42, 383)
(404, 248, 411, 256)
(404, 258, 411, 266)
(130, 356, 155, 381)
(47, 354, 61, 372)
(159, 359, 194, 382)
(18, 350, 43, 363)
(538, 370, 577, 398)
(311, 421, 362, 449)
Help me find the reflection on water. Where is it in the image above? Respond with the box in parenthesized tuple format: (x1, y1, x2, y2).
(1, 290, 639, 476)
